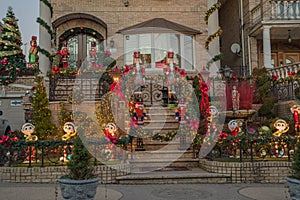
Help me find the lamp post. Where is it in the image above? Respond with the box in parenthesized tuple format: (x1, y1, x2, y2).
(219, 65, 233, 82)
(200, 66, 210, 83)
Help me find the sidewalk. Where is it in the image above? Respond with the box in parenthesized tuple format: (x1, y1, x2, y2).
(0, 182, 291, 200)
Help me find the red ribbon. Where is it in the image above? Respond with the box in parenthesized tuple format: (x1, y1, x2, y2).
(200, 81, 210, 116)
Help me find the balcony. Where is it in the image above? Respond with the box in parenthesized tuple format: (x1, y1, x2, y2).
(251, 0, 300, 27)
(268, 63, 300, 102)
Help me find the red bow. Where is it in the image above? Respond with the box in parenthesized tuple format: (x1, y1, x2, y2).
(0, 135, 11, 147)
(180, 69, 187, 77)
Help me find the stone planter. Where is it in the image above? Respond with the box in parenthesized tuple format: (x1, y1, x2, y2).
(285, 176, 300, 200)
(58, 177, 100, 200)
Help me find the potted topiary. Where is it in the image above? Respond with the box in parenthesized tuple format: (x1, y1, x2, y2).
(286, 142, 300, 199)
(58, 136, 99, 200)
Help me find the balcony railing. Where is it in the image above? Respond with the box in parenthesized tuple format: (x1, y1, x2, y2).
(270, 0, 300, 20)
(251, 0, 300, 26)
(268, 62, 300, 79)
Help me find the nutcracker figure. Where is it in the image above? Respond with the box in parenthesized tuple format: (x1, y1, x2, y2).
(61, 43, 69, 68)
(133, 92, 147, 126)
(291, 105, 300, 134)
(89, 41, 97, 68)
(176, 99, 188, 124)
(29, 36, 38, 64)
(133, 51, 145, 85)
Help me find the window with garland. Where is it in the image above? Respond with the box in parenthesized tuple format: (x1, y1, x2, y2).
(124, 33, 195, 71)
(58, 27, 105, 69)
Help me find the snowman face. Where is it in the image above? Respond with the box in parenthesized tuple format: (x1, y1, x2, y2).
(22, 123, 35, 136)
(105, 123, 117, 134)
(63, 122, 76, 134)
(228, 120, 238, 131)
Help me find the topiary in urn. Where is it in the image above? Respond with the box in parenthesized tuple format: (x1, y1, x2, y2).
(58, 137, 99, 200)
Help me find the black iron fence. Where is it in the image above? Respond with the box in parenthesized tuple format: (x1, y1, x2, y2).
(271, 80, 299, 102)
(209, 134, 298, 162)
(0, 139, 127, 168)
(49, 74, 111, 101)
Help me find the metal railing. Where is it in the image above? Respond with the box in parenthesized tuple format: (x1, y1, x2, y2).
(49, 74, 110, 101)
(268, 62, 300, 79)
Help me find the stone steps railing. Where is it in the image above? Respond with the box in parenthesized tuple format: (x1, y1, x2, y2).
(268, 62, 300, 79)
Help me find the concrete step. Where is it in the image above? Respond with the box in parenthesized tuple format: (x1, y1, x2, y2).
(129, 158, 200, 173)
(116, 168, 231, 184)
(131, 138, 194, 151)
(145, 107, 177, 115)
(131, 150, 195, 159)
(143, 123, 179, 130)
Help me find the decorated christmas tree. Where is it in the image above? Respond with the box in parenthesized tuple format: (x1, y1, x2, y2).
(0, 7, 30, 85)
(32, 74, 57, 139)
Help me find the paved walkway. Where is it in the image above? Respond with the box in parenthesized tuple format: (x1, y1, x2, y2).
(0, 182, 291, 200)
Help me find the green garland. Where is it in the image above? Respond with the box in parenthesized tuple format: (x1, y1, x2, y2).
(37, 46, 52, 61)
(204, 0, 222, 24)
(37, 17, 53, 37)
(40, 0, 53, 17)
(205, 27, 222, 50)
(204, 0, 223, 65)
(58, 27, 104, 49)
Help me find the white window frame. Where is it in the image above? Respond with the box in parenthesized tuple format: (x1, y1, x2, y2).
(124, 33, 196, 71)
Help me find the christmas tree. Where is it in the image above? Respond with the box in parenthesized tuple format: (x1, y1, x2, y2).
(0, 7, 32, 85)
(32, 74, 57, 139)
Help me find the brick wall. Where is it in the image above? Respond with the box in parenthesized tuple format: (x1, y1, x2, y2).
(199, 159, 292, 183)
(0, 164, 130, 184)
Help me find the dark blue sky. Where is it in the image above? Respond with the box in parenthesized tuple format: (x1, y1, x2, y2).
(1, 0, 39, 60)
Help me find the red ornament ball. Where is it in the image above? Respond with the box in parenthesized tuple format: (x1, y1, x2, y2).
(9, 21, 13, 25)
(59, 37, 64, 41)
(1, 58, 8, 66)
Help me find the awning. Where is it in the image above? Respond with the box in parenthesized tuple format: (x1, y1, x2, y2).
(116, 18, 202, 35)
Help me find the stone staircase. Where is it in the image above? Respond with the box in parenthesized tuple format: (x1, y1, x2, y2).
(129, 106, 199, 173)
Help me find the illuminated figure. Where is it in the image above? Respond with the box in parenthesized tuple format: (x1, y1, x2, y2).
(61, 122, 77, 162)
(21, 123, 38, 162)
(273, 119, 289, 137)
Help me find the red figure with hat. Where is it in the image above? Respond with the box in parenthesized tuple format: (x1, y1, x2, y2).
(29, 36, 38, 64)
(61, 43, 69, 68)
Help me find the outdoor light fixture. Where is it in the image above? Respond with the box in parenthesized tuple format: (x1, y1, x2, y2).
(110, 38, 115, 48)
(124, 1, 129, 7)
(288, 30, 292, 44)
(219, 65, 233, 79)
(200, 66, 210, 82)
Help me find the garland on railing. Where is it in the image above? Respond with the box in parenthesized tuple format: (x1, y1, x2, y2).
(40, 0, 53, 17)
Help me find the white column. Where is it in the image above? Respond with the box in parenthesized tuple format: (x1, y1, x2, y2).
(207, 0, 220, 68)
(263, 26, 272, 69)
(296, 1, 300, 19)
(39, 0, 52, 75)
